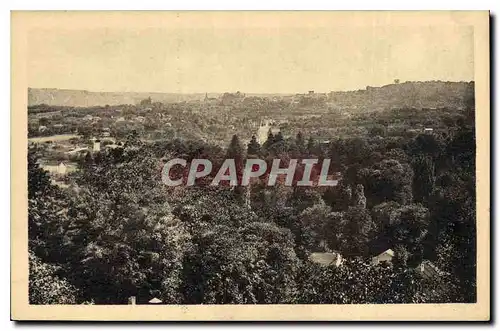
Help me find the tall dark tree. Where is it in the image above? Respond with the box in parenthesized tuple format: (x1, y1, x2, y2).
(28, 147, 51, 199)
(296, 132, 305, 153)
(306, 137, 315, 155)
(412, 155, 436, 203)
(323, 184, 352, 212)
(339, 207, 378, 257)
(275, 131, 284, 143)
(226, 134, 245, 194)
(408, 133, 445, 162)
(263, 129, 275, 150)
(227, 134, 244, 160)
(247, 135, 261, 156)
(80, 151, 94, 170)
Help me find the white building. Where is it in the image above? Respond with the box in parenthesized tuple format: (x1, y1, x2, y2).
(57, 162, 67, 175)
(42, 162, 77, 176)
(43, 162, 68, 175)
(256, 119, 280, 145)
(102, 127, 111, 137)
(416, 260, 442, 280)
(309, 252, 343, 267)
(65, 147, 89, 156)
(91, 138, 101, 152)
(371, 249, 394, 265)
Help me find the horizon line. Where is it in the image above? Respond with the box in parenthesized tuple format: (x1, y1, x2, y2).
(28, 79, 475, 96)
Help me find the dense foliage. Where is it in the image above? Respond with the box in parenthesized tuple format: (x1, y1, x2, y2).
(28, 95, 476, 304)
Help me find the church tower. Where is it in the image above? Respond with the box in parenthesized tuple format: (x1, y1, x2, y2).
(257, 120, 271, 145)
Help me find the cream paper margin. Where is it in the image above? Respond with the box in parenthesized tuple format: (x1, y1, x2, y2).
(11, 11, 490, 321)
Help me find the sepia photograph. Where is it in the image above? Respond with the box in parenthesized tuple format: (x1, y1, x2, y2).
(11, 10, 490, 321)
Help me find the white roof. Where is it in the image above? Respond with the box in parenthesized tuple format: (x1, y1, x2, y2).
(309, 252, 342, 266)
(65, 147, 89, 154)
(105, 144, 122, 149)
(148, 298, 162, 304)
(380, 249, 394, 257)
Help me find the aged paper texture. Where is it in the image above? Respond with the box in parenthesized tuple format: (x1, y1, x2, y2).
(11, 11, 489, 321)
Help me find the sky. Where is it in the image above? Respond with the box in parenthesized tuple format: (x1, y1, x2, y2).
(27, 24, 474, 94)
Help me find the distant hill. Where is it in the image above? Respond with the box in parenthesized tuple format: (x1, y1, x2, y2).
(28, 81, 474, 109)
(28, 88, 210, 107)
(327, 81, 474, 110)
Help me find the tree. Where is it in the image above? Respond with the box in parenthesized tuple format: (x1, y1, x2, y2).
(28, 147, 52, 199)
(275, 131, 284, 143)
(358, 159, 414, 206)
(412, 155, 435, 203)
(288, 187, 324, 213)
(25, 109, 476, 304)
(60, 149, 194, 304)
(247, 135, 261, 156)
(182, 222, 299, 304)
(78, 126, 93, 139)
(352, 184, 367, 209)
(125, 129, 141, 148)
(29, 251, 77, 304)
(80, 151, 94, 170)
(408, 133, 445, 162)
(387, 204, 430, 266)
(38, 117, 49, 126)
(445, 127, 475, 173)
(323, 183, 352, 212)
(299, 202, 332, 251)
(385, 148, 409, 163)
(227, 134, 243, 159)
(340, 207, 378, 256)
(427, 158, 476, 302)
(296, 132, 305, 154)
(306, 137, 315, 155)
(321, 211, 346, 252)
(393, 244, 410, 269)
(344, 137, 372, 165)
(65, 188, 192, 304)
(28, 147, 71, 264)
(263, 129, 275, 150)
(227, 134, 244, 193)
(371, 201, 401, 230)
(369, 125, 387, 137)
(296, 258, 428, 304)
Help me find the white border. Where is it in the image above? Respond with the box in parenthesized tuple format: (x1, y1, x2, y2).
(4, 2, 498, 330)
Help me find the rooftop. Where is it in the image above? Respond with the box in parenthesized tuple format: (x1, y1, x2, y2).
(309, 252, 342, 267)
